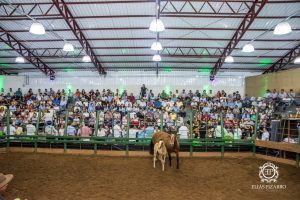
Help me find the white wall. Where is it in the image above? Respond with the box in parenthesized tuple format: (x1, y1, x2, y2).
(1, 71, 261, 96)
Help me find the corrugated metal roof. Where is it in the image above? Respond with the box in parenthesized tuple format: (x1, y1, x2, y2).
(0, 0, 299, 74)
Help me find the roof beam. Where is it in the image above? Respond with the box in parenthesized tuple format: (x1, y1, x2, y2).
(263, 44, 300, 73)
(52, 0, 106, 75)
(0, 46, 293, 51)
(0, 26, 55, 76)
(0, 55, 285, 59)
(0, 61, 274, 64)
(3, 0, 300, 5)
(2, 38, 296, 42)
(5, 27, 300, 33)
(0, 68, 9, 75)
(160, 0, 253, 15)
(211, 0, 268, 75)
(1, 15, 299, 21)
(2, 0, 298, 6)
(2, 67, 265, 72)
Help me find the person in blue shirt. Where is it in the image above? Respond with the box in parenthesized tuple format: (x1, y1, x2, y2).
(8, 104, 16, 113)
(67, 121, 77, 136)
(202, 103, 211, 113)
(39, 103, 46, 111)
(173, 106, 180, 113)
(88, 101, 96, 113)
(243, 94, 251, 101)
(227, 100, 235, 109)
(107, 94, 114, 103)
(153, 99, 162, 109)
(242, 111, 251, 120)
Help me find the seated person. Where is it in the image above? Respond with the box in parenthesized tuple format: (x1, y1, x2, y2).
(232, 124, 242, 140)
(45, 121, 58, 136)
(260, 127, 269, 141)
(178, 124, 189, 139)
(113, 122, 122, 138)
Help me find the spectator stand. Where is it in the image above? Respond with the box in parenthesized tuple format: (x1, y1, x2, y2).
(1, 109, 256, 156)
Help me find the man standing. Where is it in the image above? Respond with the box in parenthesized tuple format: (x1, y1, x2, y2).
(178, 124, 189, 139)
(140, 84, 147, 98)
(78, 123, 92, 141)
(67, 121, 77, 136)
(26, 121, 37, 136)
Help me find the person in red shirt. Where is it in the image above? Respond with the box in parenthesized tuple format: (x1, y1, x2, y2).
(128, 93, 135, 103)
(75, 89, 81, 97)
(202, 112, 211, 122)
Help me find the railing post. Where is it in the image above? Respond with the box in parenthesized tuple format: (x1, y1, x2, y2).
(94, 111, 100, 155)
(189, 112, 193, 157)
(296, 128, 300, 167)
(112, 112, 115, 136)
(34, 109, 41, 152)
(6, 110, 10, 151)
(220, 113, 224, 158)
(160, 111, 163, 131)
(63, 110, 69, 153)
(126, 111, 130, 156)
(252, 112, 259, 156)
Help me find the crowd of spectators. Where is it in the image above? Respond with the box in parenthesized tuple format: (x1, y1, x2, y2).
(0, 86, 299, 143)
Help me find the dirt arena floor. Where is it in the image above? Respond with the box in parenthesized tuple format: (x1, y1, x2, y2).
(0, 152, 299, 200)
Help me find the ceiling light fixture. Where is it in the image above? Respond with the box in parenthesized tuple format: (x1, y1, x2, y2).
(82, 55, 91, 62)
(151, 41, 163, 51)
(149, 19, 165, 32)
(63, 43, 74, 52)
(242, 44, 255, 53)
(29, 22, 45, 35)
(273, 22, 292, 35)
(224, 55, 234, 63)
(15, 57, 25, 63)
(152, 54, 161, 62)
(294, 56, 300, 64)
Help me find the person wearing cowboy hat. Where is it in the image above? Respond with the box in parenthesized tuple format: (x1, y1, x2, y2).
(0, 173, 13, 199)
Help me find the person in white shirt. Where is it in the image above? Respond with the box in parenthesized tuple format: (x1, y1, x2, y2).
(214, 125, 228, 138)
(4, 123, 16, 138)
(60, 97, 67, 110)
(113, 122, 122, 138)
(261, 128, 269, 141)
(58, 124, 65, 137)
(192, 95, 199, 102)
(176, 117, 184, 127)
(278, 89, 287, 99)
(27, 99, 33, 106)
(97, 126, 106, 137)
(129, 126, 138, 142)
(178, 124, 189, 139)
(232, 125, 242, 140)
(139, 100, 146, 108)
(26, 121, 36, 136)
(45, 121, 58, 136)
(43, 110, 53, 123)
(271, 89, 278, 99)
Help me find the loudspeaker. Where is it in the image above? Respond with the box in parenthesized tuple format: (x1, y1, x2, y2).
(270, 120, 281, 142)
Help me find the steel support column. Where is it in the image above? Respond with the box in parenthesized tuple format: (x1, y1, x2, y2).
(263, 44, 300, 73)
(210, 0, 268, 75)
(0, 27, 55, 76)
(52, 0, 106, 75)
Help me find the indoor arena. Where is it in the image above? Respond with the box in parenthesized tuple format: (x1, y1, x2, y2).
(0, 0, 300, 200)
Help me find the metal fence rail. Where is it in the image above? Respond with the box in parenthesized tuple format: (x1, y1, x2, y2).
(1, 109, 299, 167)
